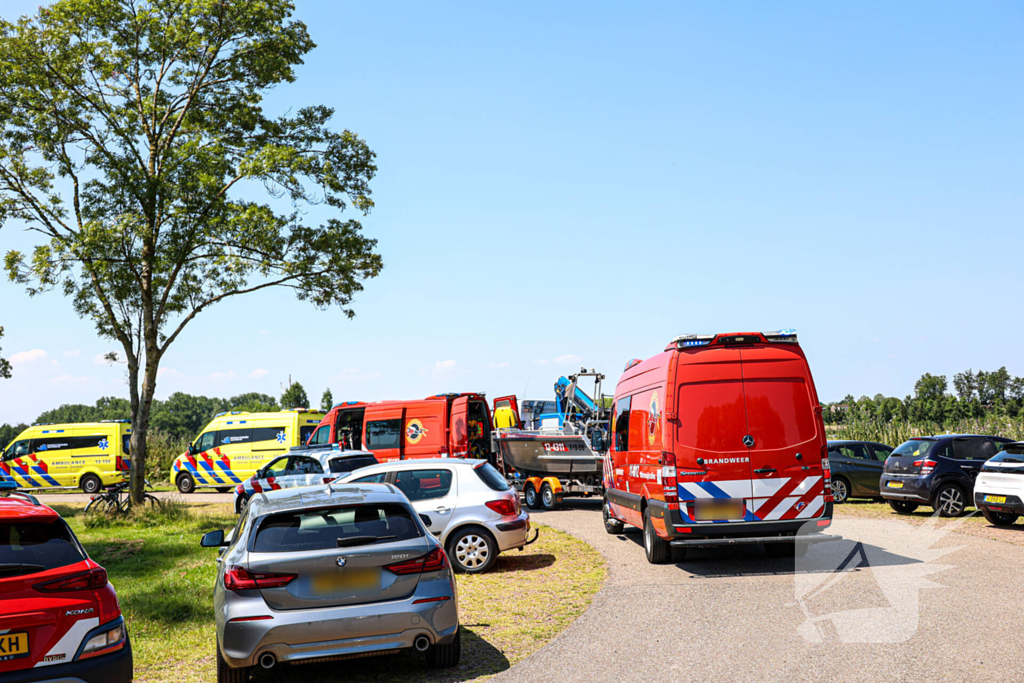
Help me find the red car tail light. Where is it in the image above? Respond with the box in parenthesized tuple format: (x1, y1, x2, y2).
(661, 452, 678, 503)
(385, 548, 448, 575)
(35, 567, 107, 592)
(485, 499, 517, 516)
(821, 445, 834, 502)
(224, 566, 296, 591)
(913, 459, 937, 474)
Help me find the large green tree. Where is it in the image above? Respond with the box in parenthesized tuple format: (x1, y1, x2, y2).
(0, 0, 382, 501)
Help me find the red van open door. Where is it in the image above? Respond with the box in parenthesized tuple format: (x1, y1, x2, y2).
(492, 395, 520, 429)
(449, 396, 470, 457)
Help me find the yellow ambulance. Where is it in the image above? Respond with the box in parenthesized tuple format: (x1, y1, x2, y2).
(171, 409, 325, 493)
(0, 420, 132, 493)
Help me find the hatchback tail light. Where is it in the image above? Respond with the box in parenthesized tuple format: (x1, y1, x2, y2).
(661, 451, 678, 503)
(385, 548, 448, 575)
(914, 459, 937, 474)
(485, 499, 517, 516)
(224, 566, 296, 591)
(35, 567, 107, 592)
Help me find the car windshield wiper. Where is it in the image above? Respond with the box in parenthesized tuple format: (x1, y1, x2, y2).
(336, 535, 396, 548)
(0, 563, 45, 576)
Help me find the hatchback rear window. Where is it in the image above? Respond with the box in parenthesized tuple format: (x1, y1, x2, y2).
(891, 439, 937, 458)
(253, 504, 421, 553)
(0, 520, 86, 576)
(474, 463, 511, 491)
(328, 456, 378, 474)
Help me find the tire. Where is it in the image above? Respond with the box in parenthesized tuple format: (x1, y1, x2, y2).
(540, 483, 558, 511)
(933, 484, 967, 517)
(524, 484, 539, 510)
(216, 640, 249, 683)
(887, 500, 919, 514)
(830, 476, 850, 504)
(80, 474, 101, 495)
(85, 496, 113, 514)
(425, 627, 461, 669)
(215, 487, 231, 494)
(142, 494, 161, 508)
(642, 507, 670, 564)
(176, 472, 196, 494)
(603, 499, 624, 534)
(982, 509, 1019, 526)
(235, 495, 249, 515)
(446, 527, 498, 574)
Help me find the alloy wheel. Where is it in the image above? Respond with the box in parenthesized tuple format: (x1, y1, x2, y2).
(454, 534, 490, 570)
(831, 478, 848, 504)
(938, 487, 964, 515)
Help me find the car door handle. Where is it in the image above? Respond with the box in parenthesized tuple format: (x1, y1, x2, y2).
(753, 467, 777, 475)
(434, 506, 450, 514)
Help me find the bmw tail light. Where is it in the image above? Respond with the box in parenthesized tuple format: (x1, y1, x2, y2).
(35, 567, 107, 592)
(224, 566, 296, 591)
(661, 452, 678, 502)
(485, 499, 517, 516)
(384, 548, 448, 575)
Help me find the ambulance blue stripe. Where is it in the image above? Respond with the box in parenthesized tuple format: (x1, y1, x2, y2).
(183, 462, 210, 485)
(197, 461, 225, 484)
(696, 481, 732, 499)
(31, 467, 61, 487)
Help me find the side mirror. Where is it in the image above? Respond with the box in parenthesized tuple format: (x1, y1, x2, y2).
(188, 443, 197, 456)
(591, 430, 606, 453)
(200, 529, 226, 548)
(419, 514, 432, 528)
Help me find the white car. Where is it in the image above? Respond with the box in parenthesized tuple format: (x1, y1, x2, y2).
(233, 446, 379, 513)
(336, 458, 536, 573)
(974, 441, 1024, 526)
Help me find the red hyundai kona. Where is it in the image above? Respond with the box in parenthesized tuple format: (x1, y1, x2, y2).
(0, 487, 132, 682)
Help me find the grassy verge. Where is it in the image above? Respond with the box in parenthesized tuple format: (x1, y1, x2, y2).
(835, 499, 1024, 547)
(58, 501, 606, 683)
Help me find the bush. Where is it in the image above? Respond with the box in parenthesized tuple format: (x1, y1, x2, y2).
(829, 414, 1024, 445)
(145, 431, 190, 483)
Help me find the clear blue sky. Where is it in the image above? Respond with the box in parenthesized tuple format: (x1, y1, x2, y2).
(2, 1, 1022, 424)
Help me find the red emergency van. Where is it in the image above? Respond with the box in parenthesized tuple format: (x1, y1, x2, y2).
(603, 330, 836, 564)
(306, 394, 494, 462)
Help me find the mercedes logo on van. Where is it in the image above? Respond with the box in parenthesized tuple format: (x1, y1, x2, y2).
(743, 435, 755, 448)
(336, 556, 347, 568)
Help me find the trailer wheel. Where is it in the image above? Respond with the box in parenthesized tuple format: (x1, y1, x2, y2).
(524, 484, 539, 510)
(603, 500, 624, 534)
(540, 483, 558, 511)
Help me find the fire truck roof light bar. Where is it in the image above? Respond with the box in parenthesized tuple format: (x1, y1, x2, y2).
(670, 329, 798, 350)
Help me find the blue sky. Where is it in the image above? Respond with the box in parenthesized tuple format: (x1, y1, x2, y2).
(2, 1, 1023, 423)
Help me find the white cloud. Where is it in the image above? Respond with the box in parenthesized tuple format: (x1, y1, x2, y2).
(259, 329, 269, 336)
(485, 361, 510, 370)
(62, 350, 81, 358)
(531, 359, 550, 366)
(553, 354, 583, 365)
(434, 360, 457, 372)
(10, 349, 47, 365)
(49, 374, 89, 385)
(157, 368, 183, 379)
(209, 370, 238, 381)
(246, 369, 269, 379)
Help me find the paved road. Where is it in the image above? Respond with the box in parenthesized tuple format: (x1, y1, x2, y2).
(497, 500, 1024, 683)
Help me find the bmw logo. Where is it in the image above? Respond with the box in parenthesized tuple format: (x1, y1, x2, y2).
(336, 556, 347, 568)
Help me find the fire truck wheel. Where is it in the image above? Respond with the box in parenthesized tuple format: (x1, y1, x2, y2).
(540, 483, 558, 511)
(176, 472, 196, 494)
(643, 507, 670, 564)
(524, 484, 539, 510)
(79, 474, 101, 495)
(603, 500, 624, 534)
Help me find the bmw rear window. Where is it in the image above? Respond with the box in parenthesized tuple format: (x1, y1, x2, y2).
(328, 456, 378, 474)
(474, 463, 511, 491)
(0, 520, 86, 576)
(252, 504, 422, 552)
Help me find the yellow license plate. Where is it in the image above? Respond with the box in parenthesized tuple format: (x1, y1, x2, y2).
(695, 501, 744, 521)
(985, 495, 1007, 504)
(0, 632, 29, 661)
(886, 481, 904, 489)
(311, 569, 381, 595)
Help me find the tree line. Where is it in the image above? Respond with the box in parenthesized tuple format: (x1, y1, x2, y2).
(0, 382, 335, 450)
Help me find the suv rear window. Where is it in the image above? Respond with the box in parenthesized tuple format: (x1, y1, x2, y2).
(253, 504, 421, 553)
(328, 455, 378, 474)
(0, 520, 86, 576)
(474, 463, 511, 491)
(891, 439, 938, 458)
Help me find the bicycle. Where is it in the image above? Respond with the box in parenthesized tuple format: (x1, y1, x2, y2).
(85, 479, 160, 514)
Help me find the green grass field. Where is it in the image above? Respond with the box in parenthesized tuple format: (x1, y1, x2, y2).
(53, 500, 606, 683)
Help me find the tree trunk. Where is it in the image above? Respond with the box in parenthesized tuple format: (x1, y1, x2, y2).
(130, 353, 160, 504)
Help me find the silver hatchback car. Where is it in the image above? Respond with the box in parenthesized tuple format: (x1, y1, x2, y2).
(336, 458, 535, 573)
(200, 483, 460, 683)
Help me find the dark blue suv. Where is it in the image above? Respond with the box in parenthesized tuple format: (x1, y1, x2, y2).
(880, 434, 1012, 517)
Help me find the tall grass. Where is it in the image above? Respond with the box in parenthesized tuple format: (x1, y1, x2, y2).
(144, 430, 189, 483)
(828, 414, 1024, 445)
